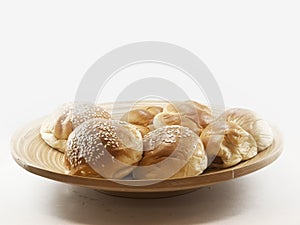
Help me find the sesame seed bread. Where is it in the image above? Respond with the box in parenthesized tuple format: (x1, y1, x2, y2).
(40, 102, 111, 153)
(65, 118, 143, 179)
(133, 125, 208, 179)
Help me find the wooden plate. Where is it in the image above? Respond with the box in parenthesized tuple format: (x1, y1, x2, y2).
(11, 101, 283, 198)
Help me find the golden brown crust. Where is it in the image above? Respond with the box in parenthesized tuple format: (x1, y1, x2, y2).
(154, 113, 181, 126)
(40, 102, 111, 152)
(163, 100, 214, 128)
(120, 106, 162, 137)
(120, 109, 154, 126)
(153, 112, 202, 135)
(200, 120, 258, 168)
(221, 108, 273, 151)
(143, 106, 163, 116)
(133, 125, 207, 179)
(65, 119, 143, 179)
(153, 100, 213, 135)
(132, 125, 151, 137)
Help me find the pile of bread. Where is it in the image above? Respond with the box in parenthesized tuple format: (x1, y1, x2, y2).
(40, 101, 274, 180)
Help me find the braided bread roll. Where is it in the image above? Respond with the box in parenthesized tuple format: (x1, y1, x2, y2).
(153, 100, 214, 135)
(133, 125, 207, 179)
(120, 106, 163, 136)
(200, 108, 274, 168)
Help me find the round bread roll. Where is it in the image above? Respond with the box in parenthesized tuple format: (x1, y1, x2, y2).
(200, 120, 258, 168)
(40, 102, 111, 152)
(65, 118, 143, 179)
(221, 108, 273, 151)
(133, 125, 207, 179)
(163, 100, 214, 128)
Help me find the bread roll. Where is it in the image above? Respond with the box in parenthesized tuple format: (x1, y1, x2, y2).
(221, 108, 273, 151)
(65, 118, 143, 179)
(153, 112, 202, 135)
(133, 125, 207, 179)
(133, 125, 151, 137)
(147, 124, 155, 132)
(163, 100, 214, 128)
(201, 120, 257, 168)
(142, 106, 163, 116)
(40, 102, 111, 152)
(120, 109, 154, 126)
(120, 106, 162, 136)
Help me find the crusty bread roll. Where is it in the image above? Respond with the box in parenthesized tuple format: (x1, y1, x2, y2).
(65, 118, 143, 179)
(153, 101, 213, 135)
(221, 108, 273, 151)
(120, 106, 163, 136)
(133, 125, 207, 179)
(121, 109, 154, 126)
(133, 125, 151, 137)
(142, 106, 163, 116)
(163, 100, 214, 128)
(153, 112, 202, 135)
(201, 120, 258, 168)
(40, 102, 111, 152)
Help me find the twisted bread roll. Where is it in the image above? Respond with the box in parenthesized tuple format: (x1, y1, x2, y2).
(120, 106, 163, 136)
(153, 100, 214, 135)
(164, 100, 214, 128)
(143, 106, 163, 116)
(153, 112, 202, 135)
(132, 125, 151, 137)
(201, 108, 274, 168)
(65, 118, 143, 179)
(220, 108, 273, 151)
(40, 102, 111, 152)
(201, 120, 258, 168)
(121, 109, 154, 126)
(133, 125, 207, 179)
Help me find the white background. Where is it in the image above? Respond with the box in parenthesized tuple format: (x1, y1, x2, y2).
(1, 0, 299, 224)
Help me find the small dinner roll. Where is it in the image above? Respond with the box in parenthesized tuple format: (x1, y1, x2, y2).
(40, 102, 111, 152)
(201, 120, 258, 168)
(133, 125, 207, 179)
(221, 108, 273, 151)
(65, 118, 143, 179)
